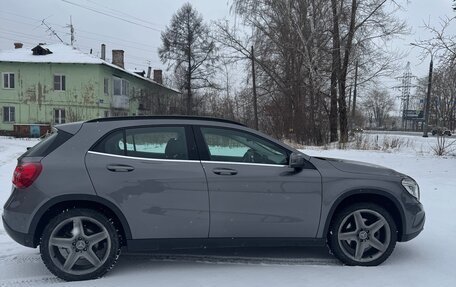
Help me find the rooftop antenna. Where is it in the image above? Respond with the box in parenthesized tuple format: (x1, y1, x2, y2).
(41, 19, 64, 43)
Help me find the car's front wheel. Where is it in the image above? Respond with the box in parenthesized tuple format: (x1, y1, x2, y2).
(328, 203, 397, 266)
(40, 208, 120, 281)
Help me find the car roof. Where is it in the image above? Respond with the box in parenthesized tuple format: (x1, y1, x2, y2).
(85, 116, 245, 127)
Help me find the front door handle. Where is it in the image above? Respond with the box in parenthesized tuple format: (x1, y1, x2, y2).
(107, 164, 135, 172)
(212, 168, 237, 176)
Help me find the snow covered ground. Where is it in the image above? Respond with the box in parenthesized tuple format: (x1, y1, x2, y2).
(0, 134, 455, 286)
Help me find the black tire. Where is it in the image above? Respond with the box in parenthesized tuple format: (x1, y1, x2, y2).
(328, 203, 397, 266)
(40, 208, 120, 281)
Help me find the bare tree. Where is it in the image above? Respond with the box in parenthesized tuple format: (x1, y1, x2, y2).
(362, 88, 395, 128)
(330, 0, 407, 143)
(415, 64, 456, 131)
(230, 0, 333, 144)
(159, 3, 218, 115)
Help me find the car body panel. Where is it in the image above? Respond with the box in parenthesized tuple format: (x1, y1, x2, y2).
(201, 161, 322, 238)
(85, 151, 210, 239)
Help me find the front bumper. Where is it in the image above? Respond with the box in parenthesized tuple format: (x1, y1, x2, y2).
(2, 216, 35, 248)
(400, 201, 425, 242)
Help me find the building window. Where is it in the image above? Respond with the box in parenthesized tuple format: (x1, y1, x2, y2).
(54, 109, 66, 124)
(104, 78, 109, 94)
(54, 75, 66, 91)
(113, 77, 128, 96)
(104, 110, 110, 118)
(3, 73, 15, 89)
(3, 106, 15, 122)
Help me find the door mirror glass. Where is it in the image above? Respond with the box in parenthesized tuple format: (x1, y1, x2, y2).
(289, 152, 305, 168)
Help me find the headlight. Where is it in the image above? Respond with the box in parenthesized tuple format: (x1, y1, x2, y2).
(402, 178, 420, 201)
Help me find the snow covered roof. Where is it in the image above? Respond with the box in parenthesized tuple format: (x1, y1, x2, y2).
(0, 43, 180, 93)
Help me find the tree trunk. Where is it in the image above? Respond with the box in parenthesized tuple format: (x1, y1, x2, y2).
(330, 0, 341, 142)
(186, 17, 193, 115)
(338, 0, 358, 143)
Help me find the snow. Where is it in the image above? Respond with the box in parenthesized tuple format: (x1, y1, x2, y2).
(0, 44, 104, 64)
(0, 134, 455, 286)
(0, 43, 181, 93)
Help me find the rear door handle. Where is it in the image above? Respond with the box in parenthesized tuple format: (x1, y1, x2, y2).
(107, 164, 135, 172)
(212, 168, 237, 176)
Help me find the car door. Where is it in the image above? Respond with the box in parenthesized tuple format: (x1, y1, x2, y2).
(196, 126, 322, 238)
(85, 125, 209, 239)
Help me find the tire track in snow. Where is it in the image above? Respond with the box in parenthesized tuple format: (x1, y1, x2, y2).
(0, 253, 41, 265)
(121, 253, 340, 266)
(0, 276, 61, 287)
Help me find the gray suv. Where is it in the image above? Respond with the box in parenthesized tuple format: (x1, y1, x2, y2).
(2, 116, 425, 281)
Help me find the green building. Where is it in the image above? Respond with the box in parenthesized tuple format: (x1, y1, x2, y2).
(0, 43, 180, 136)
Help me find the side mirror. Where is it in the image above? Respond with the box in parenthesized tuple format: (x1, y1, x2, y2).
(289, 152, 305, 169)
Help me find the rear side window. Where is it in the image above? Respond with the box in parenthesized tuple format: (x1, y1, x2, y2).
(92, 126, 188, 160)
(21, 129, 73, 159)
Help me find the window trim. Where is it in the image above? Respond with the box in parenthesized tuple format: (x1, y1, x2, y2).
(2, 72, 15, 89)
(194, 125, 291, 166)
(3, 106, 15, 123)
(87, 151, 199, 164)
(53, 74, 66, 91)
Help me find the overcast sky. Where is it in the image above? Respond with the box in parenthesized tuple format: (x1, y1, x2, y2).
(1, 0, 455, 92)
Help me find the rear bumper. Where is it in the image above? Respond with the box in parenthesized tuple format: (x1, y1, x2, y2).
(2, 216, 35, 248)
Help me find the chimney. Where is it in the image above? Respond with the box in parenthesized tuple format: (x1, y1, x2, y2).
(153, 69, 163, 84)
(112, 49, 124, 68)
(147, 66, 152, 78)
(14, 42, 23, 49)
(101, 44, 106, 60)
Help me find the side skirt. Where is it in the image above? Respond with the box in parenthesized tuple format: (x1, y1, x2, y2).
(126, 237, 326, 253)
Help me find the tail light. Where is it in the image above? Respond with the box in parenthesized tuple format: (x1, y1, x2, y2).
(12, 162, 42, 189)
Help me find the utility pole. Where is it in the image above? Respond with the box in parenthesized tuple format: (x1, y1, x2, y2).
(423, 56, 433, 137)
(251, 45, 259, 130)
(67, 16, 75, 46)
(351, 60, 358, 130)
(410, 43, 435, 137)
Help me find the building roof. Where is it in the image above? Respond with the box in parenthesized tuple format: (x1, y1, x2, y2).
(0, 43, 180, 93)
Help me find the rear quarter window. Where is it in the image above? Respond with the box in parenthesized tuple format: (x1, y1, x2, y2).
(20, 129, 73, 159)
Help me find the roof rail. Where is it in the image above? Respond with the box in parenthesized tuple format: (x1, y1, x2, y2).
(85, 115, 246, 126)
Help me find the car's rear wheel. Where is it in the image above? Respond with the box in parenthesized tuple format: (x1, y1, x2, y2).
(40, 209, 120, 281)
(328, 203, 397, 266)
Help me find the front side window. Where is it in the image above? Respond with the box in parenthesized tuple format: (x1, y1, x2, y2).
(54, 109, 66, 124)
(201, 127, 288, 165)
(3, 73, 15, 89)
(54, 75, 66, 91)
(92, 126, 188, 160)
(3, 106, 15, 122)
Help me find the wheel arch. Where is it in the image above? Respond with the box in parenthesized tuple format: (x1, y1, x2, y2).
(322, 189, 406, 241)
(29, 194, 132, 247)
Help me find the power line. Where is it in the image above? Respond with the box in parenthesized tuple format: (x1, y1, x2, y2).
(0, 29, 54, 42)
(0, 14, 160, 54)
(61, 0, 162, 32)
(0, 10, 65, 28)
(0, 36, 34, 45)
(84, 0, 164, 29)
(0, 11, 160, 49)
(73, 28, 159, 49)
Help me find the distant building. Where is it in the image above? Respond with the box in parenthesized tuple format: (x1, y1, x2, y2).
(0, 43, 180, 136)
